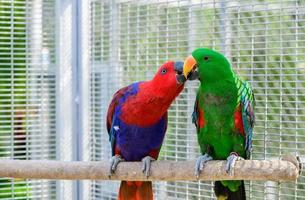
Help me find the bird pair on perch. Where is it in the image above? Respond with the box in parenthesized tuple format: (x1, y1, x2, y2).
(0, 48, 299, 200)
(107, 48, 254, 200)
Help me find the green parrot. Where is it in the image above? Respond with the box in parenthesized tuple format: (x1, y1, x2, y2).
(183, 48, 255, 200)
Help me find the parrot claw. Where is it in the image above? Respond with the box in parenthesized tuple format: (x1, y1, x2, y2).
(225, 152, 244, 176)
(141, 156, 155, 178)
(108, 155, 124, 177)
(195, 153, 213, 179)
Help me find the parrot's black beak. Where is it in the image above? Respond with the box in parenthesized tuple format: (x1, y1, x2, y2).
(174, 61, 187, 84)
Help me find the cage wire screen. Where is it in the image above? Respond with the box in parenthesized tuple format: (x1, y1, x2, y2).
(90, 0, 305, 199)
(1, 0, 305, 199)
(0, 0, 56, 199)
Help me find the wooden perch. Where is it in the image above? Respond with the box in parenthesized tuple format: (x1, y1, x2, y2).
(0, 155, 301, 181)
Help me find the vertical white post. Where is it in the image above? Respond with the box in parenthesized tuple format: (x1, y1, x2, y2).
(77, 0, 91, 199)
(55, 0, 76, 199)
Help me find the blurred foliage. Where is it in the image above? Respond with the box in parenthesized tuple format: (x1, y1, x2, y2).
(0, 0, 27, 156)
(0, 0, 31, 198)
(0, 179, 31, 199)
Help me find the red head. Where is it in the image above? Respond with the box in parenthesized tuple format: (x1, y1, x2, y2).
(120, 61, 186, 126)
(150, 61, 185, 100)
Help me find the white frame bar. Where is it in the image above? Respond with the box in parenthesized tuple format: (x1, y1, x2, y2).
(76, 0, 91, 199)
(55, 0, 78, 199)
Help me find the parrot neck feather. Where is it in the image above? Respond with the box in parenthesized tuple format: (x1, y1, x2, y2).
(200, 67, 235, 85)
(139, 80, 177, 110)
(200, 78, 235, 96)
(120, 80, 180, 126)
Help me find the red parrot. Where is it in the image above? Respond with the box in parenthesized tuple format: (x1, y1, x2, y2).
(106, 61, 189, 200)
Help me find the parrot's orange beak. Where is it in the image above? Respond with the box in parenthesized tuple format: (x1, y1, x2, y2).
(183, 55, 197, 79)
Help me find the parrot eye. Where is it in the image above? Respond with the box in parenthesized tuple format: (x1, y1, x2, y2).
(203, 56, 209, 61)
(161, 68, 167, 74)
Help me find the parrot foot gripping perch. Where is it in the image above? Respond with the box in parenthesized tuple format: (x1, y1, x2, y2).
(108, 155, 156, 178)
(195, 153, 213, 179)
(226, 152, 244, 176)
(141, 156, 155, 178)
(109, 155, 125, 177)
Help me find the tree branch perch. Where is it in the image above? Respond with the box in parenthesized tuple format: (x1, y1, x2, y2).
(0, 155, 301, 181)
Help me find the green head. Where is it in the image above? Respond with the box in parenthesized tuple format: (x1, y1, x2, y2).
(183, 48, 233, 83)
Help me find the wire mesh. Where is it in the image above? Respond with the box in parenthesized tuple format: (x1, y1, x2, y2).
(0, 0, 56, 199)
(89, 0, 305, 199)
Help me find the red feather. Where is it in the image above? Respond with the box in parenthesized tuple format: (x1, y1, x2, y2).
(194, 98, 205, 129)
(234, 105, 245, 136)
(148, 148, 160, 160)
(114, 146, 121, 155)
(198, 109, 205, 128)
(118, 181, 152, 200)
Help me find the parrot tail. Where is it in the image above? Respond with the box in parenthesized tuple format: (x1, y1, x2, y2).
(214, 181, 246, 200)
(118, 181, 153, 200)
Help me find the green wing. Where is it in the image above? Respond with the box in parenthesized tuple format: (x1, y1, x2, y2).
(235, 76, 255, 159)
